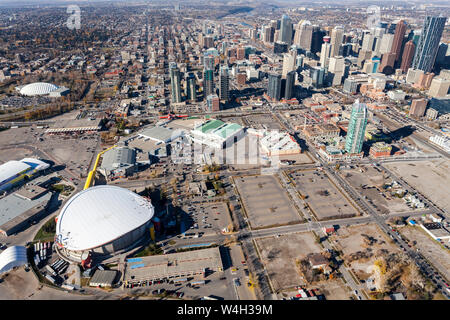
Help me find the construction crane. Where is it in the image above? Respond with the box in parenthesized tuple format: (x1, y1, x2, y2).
(83, 145, 117, 190)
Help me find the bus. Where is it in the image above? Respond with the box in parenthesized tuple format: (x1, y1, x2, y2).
(172, 278, 188, 284)
(190, 280, 206, 287)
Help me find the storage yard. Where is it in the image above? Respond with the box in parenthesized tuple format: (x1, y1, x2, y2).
(234, 175, 302, 229)
(289, 169, 359, 220)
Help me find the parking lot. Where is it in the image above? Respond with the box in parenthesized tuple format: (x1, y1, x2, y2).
(124, 270, 234, 300)
(255, 232, 323, 292)
(179, 201, 233, 237)
(290, 169, 359, 220)
(234, 175, 302, 229)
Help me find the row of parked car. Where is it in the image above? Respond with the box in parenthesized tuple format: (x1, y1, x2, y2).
(152, 288, 184, 298)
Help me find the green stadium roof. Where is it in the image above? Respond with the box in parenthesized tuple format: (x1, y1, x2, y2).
(198, 119, 225, 133)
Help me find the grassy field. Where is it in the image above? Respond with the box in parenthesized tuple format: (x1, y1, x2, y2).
(133, 243, 163, 257)
(34, 216, 56, 242)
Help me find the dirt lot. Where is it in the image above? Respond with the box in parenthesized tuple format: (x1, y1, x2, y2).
(385, 159, 450, 212)
(399, 226, 450, 281)
(332, 223, 402, 281)
(277, 278, 351, 300)
(255, 232, 323, 291)
(0, 268, 91, 300)
(235, 175, 301, 229)
(340, 165, 414, 214)
(313, 279, 352, 300)
(290, 169, 359, 220)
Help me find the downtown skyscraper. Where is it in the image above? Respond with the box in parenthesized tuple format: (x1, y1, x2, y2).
(293, 21, 313, 51)
(267, 73, 282, 101)
(390, 20, 407, 63)
(412, 16, 447, 73)
(345, 100, 368, 154)
(330, 26, 344, 57)
(279, 14, 293, 45)
(400, 40, 416, 73)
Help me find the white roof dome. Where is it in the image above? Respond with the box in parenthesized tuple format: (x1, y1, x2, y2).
(0, 246, 27, 274)
(20, 82, 59, 96)
(56, 186, 154, 252)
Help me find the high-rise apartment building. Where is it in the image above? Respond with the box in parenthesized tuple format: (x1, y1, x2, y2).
(204, 55, 215, 71)
(378, 33, 395, 55)
(186, 72, 197, 102)
(203, 68, 214, 98)
(219, 65, 230, 102)
(236, 47, 246, 60)
(170, 63, 182, 103)
(345, 100, 368, 154)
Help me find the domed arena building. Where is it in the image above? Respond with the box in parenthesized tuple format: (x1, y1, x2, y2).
(16, 82, 70, 97)
(19, 82, 59, 96)
(55, 186, 154, 262)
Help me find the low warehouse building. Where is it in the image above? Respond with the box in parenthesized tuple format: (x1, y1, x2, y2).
(0, 158, 50, 192)
(260, 130, 302, 156)
(0, 185, 52, 236)
(89, 270, 118, 287)
(123, 247, 223, 287)
(99, 147, 137, 180)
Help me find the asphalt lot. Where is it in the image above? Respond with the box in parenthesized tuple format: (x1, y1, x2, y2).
(179, 201, 232, 237)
